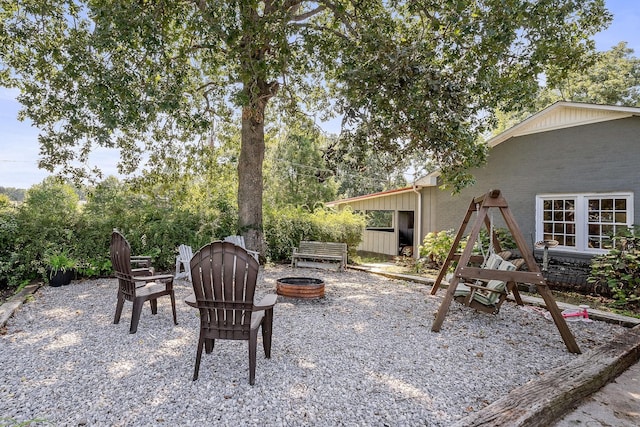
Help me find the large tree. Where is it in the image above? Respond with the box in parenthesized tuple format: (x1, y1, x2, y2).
(0, 0, 611, 251)
(493, 41, 640, 134)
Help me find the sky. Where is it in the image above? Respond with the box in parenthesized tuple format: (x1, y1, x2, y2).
(1, 0, 639, 190)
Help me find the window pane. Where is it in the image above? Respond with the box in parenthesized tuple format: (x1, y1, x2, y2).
(615, 212, 627, 223)
(544, 200, 552, 210)
(554, 211, 563, 221)
(601, 199, 613, 210)
(366, 210, 393, 229)
(544, 211, 552, 221)
(615, 199, 627, 210)
(566, 223, 575, 234)
(565, 236, 575, 246)
(544, 223, 553, 233)
(554, 223, 564, 233)
(588, 199, 600, 211)
(588, 224, 600, 235)
(554, 200, 564, 210)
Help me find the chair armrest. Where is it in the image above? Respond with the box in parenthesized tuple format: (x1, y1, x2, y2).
(463, 282, 505, 294)
(254, 294, 277, 311)
(134, 273, 174, 283)
(184, 293, 196, 308)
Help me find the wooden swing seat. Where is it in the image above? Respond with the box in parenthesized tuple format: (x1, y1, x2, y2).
(453, 258, 518, 314)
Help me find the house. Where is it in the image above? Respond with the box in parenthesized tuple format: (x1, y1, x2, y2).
(327, 102, 640, 264)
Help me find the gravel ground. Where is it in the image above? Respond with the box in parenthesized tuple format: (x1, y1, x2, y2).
(0, 265, 627, 426)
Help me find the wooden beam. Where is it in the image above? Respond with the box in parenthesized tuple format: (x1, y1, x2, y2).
(451, 325, 640, 427)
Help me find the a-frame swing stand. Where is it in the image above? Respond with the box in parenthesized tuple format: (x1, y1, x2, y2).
(430, 189, 581, 354)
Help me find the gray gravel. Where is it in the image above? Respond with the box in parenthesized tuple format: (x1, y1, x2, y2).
(0, 265, 626, 426)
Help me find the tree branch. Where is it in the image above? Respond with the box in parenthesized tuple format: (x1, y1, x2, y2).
(289, 5, 326, 22)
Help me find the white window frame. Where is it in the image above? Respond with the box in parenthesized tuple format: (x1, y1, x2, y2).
(535, 192, 634, 254)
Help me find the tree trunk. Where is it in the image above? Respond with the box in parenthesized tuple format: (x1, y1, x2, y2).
(238, 80, 274, 255)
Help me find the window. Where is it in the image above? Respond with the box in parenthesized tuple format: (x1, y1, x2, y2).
(365, 210, 394, 231)
(536, 193, 633, 253)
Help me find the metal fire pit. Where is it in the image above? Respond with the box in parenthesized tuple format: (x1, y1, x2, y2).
(276, 277, 325, 299)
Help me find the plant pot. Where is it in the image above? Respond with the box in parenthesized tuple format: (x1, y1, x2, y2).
(48, 269, 74, 287)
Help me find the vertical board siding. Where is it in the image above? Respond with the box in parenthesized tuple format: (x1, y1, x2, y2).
(344, 191, 416, 256)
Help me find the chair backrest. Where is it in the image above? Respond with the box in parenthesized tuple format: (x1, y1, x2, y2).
(178, 244, 193, 262)
(190, 241, 260, 340)
(483, 253, 503, 270)
(223, 235, 246, 249)
(110, 231, 136, 300)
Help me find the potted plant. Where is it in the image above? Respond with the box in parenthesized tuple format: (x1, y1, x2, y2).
(45, 251, 77, 287)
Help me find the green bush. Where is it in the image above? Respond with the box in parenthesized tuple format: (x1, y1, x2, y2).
(588, 229, 640, 309)
(418, 230, 458, 268)
(478, 227, 517, 251)
(14, 178, 80, 281)
(264, 206, 365, 262)
(0, 195, 19, 287)
(3, 175, 364, 284)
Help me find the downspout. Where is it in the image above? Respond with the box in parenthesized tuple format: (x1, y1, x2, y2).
(412, 182, 422, 259)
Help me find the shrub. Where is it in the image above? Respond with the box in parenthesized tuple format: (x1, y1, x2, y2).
(588, 228, 640, 309)
(478, 227, 517, 251)
(14, 178, 80, 281)
(264, 206, 365, 262)
(418, 230, 457, 268)
(0, 195, 19, 287)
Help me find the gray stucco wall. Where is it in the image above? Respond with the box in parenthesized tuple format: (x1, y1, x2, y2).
(429, 116, 640, 253)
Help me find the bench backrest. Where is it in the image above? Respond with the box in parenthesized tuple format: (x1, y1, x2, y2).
(299, 241, 346, 255)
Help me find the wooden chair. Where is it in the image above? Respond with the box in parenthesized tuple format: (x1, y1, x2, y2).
(174, 244, 194, 281)
(223, 235, 260, 262)
(186, 241, 276, 385)
(110, 231, 177, 334)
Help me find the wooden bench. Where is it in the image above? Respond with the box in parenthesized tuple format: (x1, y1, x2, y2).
(291, 241, 347, 271)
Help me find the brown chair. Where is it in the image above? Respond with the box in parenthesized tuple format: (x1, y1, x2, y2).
(186, 241, 276, 385)
(110, 230, 177, 334)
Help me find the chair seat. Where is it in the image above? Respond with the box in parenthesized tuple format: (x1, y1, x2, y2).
(454, 283, 471, 297)
(135, 281, 169, 296)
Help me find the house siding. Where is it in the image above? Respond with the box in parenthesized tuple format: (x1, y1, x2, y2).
(338, 191, 417, 256)
(430, 116, 640, 252)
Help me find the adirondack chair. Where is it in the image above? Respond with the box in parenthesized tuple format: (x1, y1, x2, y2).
(110, 231, 177, 334)
(175, 244, 194, 281)
(185, 241, 277, 384)
(224, 235, 259, 261)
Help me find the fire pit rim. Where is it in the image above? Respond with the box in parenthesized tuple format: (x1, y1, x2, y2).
(276, 276, 325, 299)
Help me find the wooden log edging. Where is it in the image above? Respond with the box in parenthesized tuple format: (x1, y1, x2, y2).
(0, 283, 41, 328)
(452, 324, 640, 427)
